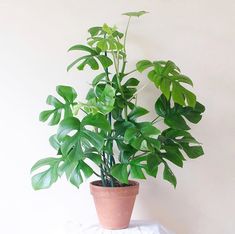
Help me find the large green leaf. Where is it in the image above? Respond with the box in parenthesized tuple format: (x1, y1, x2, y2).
(57, 117, 105, 161)
(67, 44, 113, 71)
(31, 157, 62, 190)
(160, 128, 204, 159)
(137, 60, 196, 107)
(81, 113, 111, 132)
(39, 85, 77, 126)
(155, 95, 205, 130)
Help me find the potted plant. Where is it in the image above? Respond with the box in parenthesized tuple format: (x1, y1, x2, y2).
(31, 11, 205, 230)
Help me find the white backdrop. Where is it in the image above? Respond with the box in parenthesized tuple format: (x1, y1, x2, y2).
(0, 0, 235, 233)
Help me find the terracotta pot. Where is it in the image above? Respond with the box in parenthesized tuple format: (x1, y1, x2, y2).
(90, 180, 139, 230)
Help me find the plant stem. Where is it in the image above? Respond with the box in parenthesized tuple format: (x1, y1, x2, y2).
(151, 116, 160, 124)
(124, 69, 137, 77)
(123, 17, 131, 52)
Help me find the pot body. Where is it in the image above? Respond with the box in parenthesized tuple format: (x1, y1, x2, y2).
(90, 180, 139, 230)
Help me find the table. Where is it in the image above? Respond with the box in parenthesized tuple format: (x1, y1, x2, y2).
(66, 220, 174, 234)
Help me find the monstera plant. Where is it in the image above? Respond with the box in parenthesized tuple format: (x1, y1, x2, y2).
(31, 10, 204, 230)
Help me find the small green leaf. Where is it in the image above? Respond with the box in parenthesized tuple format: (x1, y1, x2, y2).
(80, 161, 93, 178)
(123, 11, 149, 17)
(96, 55, 113, 69)
(110, 164, 128, 184)
(124, 78, 140, 87)
(39, 110, 54, 122)
(163, 163, 177, 188)
(136, 60, 153, 72)
(68, 44, 97, 55)
(138, 122, 161, 138)
(70, 165, 83, 188)
(130, 164, 146, 179)
(56, 85, 77, 103)
(128, 106, 149, 120)
(181, 144, 204, 158)
(155, 94, 169, 117)
(146, 153, 160, 177)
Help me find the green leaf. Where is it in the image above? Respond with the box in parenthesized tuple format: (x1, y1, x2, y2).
(31, 157, 61, 190)
(110, 163, 128, 184)
(128, 106, 149, 120)
(88, 26, 102, 37)
(31, 157, 60, 173)
(84, 84, 115, 115)
(39, 110, 54, 122)
(56, 85, 77, 103)
(67, 44, 113, 71)
(85, 153, 102, 165)
(40, 85, 77, 126)
(163, 163, 177, 188)
(123, 11, 149, 17)
(57, 117, 80, 141)
(81, 113, 111, 132)
(181, 102, 205, 124)
(49, 135, 60, 151)
(59, 158, 78, 179)
(130, 164, 146, 179)
(124, 78, 140, 87)
(96, 55, 113, 69)
(181, 144, 204, 158)
(92, 73, 107, 86)
(124, 127, 138, 142)
(81, 130, 104, 152)
(136, 60, 153, 72)
(162, 146, 184, 167)
(155, 94, 170, 117)
(143, 60, 197, 107)
(57, 117, 104, 162)
(70, 165, 83, 188)
(79, 161, 93, 178)
(164, 113, 190, 130)
(68, 44, 97, 55)
(146, 153, 160, 177)
(137, 122, 161, 138)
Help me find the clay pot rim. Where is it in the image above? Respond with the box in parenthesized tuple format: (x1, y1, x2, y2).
(90, 180, 139, 189)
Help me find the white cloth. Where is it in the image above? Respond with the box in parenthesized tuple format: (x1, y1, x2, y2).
(66, 220, 174, 234)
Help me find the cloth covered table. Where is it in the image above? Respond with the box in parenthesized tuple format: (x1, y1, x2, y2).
(66, 220, 174, 234)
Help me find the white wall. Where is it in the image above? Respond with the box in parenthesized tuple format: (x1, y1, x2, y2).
(1, 0, 235, 233)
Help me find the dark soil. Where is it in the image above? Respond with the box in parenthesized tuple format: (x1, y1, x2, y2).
(92, 180, 135, 187)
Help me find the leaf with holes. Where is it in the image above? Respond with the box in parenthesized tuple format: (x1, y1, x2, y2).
(39, 85, 77, 126)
